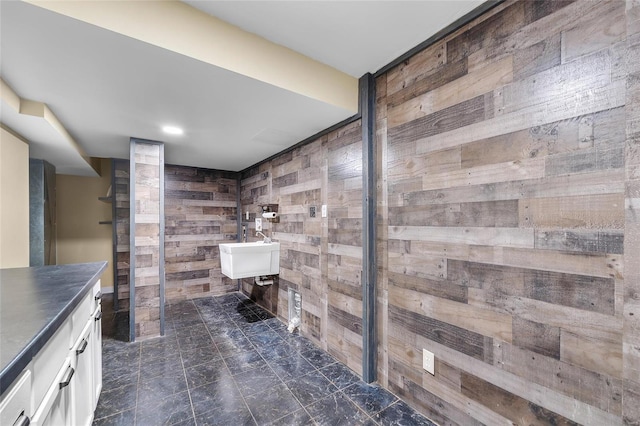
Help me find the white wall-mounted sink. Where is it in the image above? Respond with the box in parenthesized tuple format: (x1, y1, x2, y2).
(219, 241, 280, 279)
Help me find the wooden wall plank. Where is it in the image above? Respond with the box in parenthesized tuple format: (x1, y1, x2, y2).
(387, 56, 513, 128)
(389, 200, 519, 228)
(388, 94, 490, 146)
(389, 286, 513, 343)
(560, 329, 623, 379)
(512, 317, 560, 359)
(388, 252, 446, 280)
(388, 271, 467, 304)
(561, 0, 625, 62)
(468, 246, 621, 279)
(534, 229, 624, 254)
(389, 146, 461, 180)
(460, 372, 579, 425)
(403, 169, 624, 206)
(421, 157, 546, 191)
(389, 305, 488, 361)
(389, 226, 534, 249)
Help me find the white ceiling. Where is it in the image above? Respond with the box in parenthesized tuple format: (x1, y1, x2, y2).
(0, 0, 484, 174)
(185, 1, 485, 78)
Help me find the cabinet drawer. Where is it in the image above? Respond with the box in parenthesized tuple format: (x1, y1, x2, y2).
(32, 319, 71, 407)
(0, 370, 31, 426)
(70, 291, 92, 346)
(92, 280, 102, 311)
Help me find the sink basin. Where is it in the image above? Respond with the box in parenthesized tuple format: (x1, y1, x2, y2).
(219, 241, 280, 279)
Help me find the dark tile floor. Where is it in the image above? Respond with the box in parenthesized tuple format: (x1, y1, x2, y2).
(93, 292, 436, 426)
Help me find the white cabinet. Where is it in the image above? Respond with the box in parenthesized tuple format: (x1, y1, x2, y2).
(1, 280, 103, 426)
(0, 370, 31, 426)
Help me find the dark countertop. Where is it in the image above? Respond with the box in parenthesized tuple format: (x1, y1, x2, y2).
(0, 261, 107, 395)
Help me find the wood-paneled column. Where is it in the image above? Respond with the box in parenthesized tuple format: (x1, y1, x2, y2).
(129, 138, 165, 341)
(113, 159, 130, 313)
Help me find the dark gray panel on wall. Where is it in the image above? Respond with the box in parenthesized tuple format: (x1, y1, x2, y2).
(29, 159, 56, 266)
(360, 73, 376, 384)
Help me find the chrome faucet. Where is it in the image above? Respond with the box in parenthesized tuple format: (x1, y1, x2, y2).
(256, 231, 272, 243)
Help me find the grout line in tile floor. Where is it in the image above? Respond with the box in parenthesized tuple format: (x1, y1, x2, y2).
(93, 292, 437, 426)
(179, 337, 198, 426)
(190, 295, 260, 426)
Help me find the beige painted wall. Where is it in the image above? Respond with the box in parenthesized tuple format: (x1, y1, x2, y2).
(56, 158, 113, 288)
(0, 126, 30, 268)
(26, 0, 358, 112)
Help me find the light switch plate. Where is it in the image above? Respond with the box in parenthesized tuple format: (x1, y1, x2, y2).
(321, 204, 327, 218)
(255, 218, 262, 232)
(423, 349, 435, 375)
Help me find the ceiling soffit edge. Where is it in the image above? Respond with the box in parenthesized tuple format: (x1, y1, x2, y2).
(25, 0, 359, 113)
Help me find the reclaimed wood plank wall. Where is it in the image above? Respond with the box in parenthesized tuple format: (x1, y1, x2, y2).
(113, 162, 237, 320)
(240, 120, 364, 372)
(164, 165, 238, 301)
(375, 0, 637, 424)
(131, 141, 163, 340)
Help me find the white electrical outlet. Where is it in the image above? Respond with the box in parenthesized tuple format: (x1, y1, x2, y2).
(255, 218, 262, 232)
(423, 349, 435, 375)
(321, 204, 327, 218)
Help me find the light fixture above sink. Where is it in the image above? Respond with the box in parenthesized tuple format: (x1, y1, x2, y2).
(219, 241, 280, 279)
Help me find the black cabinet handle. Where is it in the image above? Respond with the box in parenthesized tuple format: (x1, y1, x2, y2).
(76, 338, 88, 355)
(94, 310, 102, 321)
(59, 366, 74, 389)
(94, 291, 102, 301)
(13, 411, 30, 426)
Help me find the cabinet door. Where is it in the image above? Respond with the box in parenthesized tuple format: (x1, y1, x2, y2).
(92, 302, 102, 407)
(0, 370, 31, 426)
(72, 322, 94, 426)
(31, 357, 74, 426)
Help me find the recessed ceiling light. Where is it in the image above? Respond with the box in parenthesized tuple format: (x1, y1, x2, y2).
(162, 126, 183, 135)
